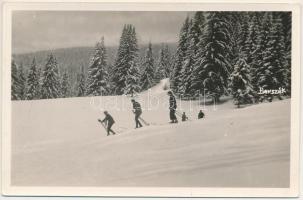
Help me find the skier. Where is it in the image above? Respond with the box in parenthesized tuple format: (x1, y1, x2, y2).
(198, 110, 205, 119)
(167, 91, 178, 123)
(182, 112, 188, 122)
(131, 99, 143, 128)
(101, 111, 116, 136)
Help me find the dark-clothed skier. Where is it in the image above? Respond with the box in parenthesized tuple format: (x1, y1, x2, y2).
(131, 99, 143, 128)
(198, 110, 205, 119)
(101, 111, 116, 136)
(182, 112, 188, 122)
(167, 91, 178, 123)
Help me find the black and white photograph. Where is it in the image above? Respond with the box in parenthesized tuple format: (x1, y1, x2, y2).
(1, 1, 301, 197)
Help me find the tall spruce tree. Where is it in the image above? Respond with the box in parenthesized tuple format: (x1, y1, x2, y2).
(261, 13, 286, 100)
(163, 45, 172, 78)
(155, 44, 171, 83)
(19, 63, 26, 100)
(140, 42, 155, 91)
(186, 12, 207, 97)
(77, 66, 86, 97)
(245, 13, 262, 66)
(11, 60, 21, 100)
(228, 58, 254, 107)
(86, 37, 109, 96)
(252, 13, 286, 102)
(124, 60, 141, 97)
(26, 58, 40, 100)
(61, 70, 70, 98)
(170, 17, 191, 95)
(41, 54, 61, 99)
(112, 24, 139, 95)
(280, 12, 291, 96)
(196, 12, 232, 102)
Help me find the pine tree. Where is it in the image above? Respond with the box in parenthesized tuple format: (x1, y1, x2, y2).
(124, 60, 141, 97)
(163, 45, 172, 78)
(280, 12, 291, 96)
(252, 13, 286, 102)
(86, 37, 109, 96)
(11, 60, 21, 100)
(19, 63, 26, 100)
(36, 67, 43, 99)
(194, 12, 232, 102)
(170, 17, 191, 95)
(61, 70, 70, 98)
(188, 12, 208, 97)
(155, 45, 171, 83)
(26, 58, 40, 100)
(41, 54, 61, 99)
(244, 13, 262, 65)
(228, 58, 254, 107)
(263, 13, 286, 100)
(77, 66, 86, 97)
(140, 42, 155, 91)
(112, 24, 139, 95)
(226, 12, 246, 66)
(179, 16, 205, 98)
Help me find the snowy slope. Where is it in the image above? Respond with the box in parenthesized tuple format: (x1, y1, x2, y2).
(11, 79, 290, 187)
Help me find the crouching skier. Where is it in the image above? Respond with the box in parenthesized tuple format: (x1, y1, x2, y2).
(182, 112, 188, 122)
(131, 99, 143, 128)
(198, 110, 205, 119)
(101, 111, 116, 136)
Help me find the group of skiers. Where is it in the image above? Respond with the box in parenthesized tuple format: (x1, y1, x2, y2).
(100, 91, 205, 136)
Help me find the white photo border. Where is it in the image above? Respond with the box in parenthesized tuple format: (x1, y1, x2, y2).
(1, 1, 301, 197)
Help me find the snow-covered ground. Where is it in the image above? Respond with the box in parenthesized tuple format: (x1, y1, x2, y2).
(11, 79, 290, 187)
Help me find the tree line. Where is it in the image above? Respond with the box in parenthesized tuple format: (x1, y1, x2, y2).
(12, 11, 291, 107)
(170, 11, 291, 105)
(11, 24, 172, 100)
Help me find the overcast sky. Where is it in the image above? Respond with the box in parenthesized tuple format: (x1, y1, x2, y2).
(12, 11, 191, 54)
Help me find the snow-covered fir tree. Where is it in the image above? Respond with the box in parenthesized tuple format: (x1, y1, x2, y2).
(251, 13, 286, 102)
(262, 13, 286, 100)
(244, 13, 262, 66)
(112, 24, 139, 95)
(140, 42, 155, 91)
(11, 60, 21, 100)
(179, 14, 208, 98)
(194, 12, 232, 102)
(86, 37, 109, 96)
(228, 58, 255, 107)
(224, 12, 246, 66)
(170, 17, 191, 95)
(155, 44, 171, 83)
(162, 45, 172, 78)
(280, 12, 291, 96)
(61, 70, 70, 98)
(41, 54, 61, 99)
(237, 13, 250, 59)
(187, 12, 206, 97)
(124, 60, 141, 97)
(26, 58, 40, 100)
(18, 63, 26, 100)
(77, 66, 86, 97)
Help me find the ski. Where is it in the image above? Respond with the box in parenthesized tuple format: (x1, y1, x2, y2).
(139, 116, 150, 126)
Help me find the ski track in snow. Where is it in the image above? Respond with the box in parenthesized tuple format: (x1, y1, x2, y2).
(11, 79, 290, 187)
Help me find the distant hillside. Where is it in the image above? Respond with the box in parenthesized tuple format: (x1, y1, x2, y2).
(13, 43, 177, 75)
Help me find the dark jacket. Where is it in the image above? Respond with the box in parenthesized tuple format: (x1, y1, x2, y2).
(169, 95, 177, 110)
(198, 111, 205, 119)
(132, 101, 142, 114)
(102, 113, 115, 124)
(182, 114, 188, 121)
